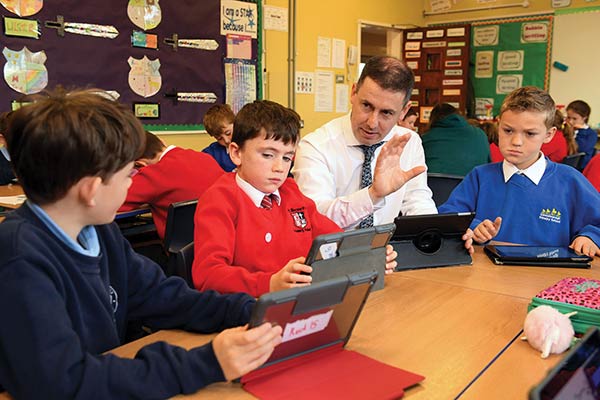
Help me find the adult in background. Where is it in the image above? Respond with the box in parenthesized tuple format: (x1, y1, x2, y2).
(421, 103, 490, 176)
(293, 56, 436, 230)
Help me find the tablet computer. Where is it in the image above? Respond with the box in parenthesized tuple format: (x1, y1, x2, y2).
(529, 327, 600, 400)
(304, 223, 395, 291)
(248, 271, 378, 368)
(390, 212, 475, 271)
(484, 245, 592, 269)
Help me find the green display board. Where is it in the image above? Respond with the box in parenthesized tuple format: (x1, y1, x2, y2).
(470, 16, 552, 118)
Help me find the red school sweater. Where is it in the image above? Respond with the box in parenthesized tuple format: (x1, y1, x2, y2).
(119, 147, 224, 239)
(193, 174, 341, 297)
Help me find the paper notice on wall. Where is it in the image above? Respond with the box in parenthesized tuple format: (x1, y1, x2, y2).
(295, 71, 314, 94)
(317, 37, 331, 68)
(475, 98, 494, 116)
(263, 5, 288, 31)
(496, 75, 522, 94)
(521, 22, 549, 43)
(315, 70, 333, 112)
(221, 0, 258, 38)
(225, 61, 256, 113)
(475, 51, 494, 78)
(497, 50, 524, 71)
(226, 34, 252, 59)
(335, 83, 349, 113)
(332, 38, 346, 69)
(430, 0, 451, 12)
(473, 25, 499, 46)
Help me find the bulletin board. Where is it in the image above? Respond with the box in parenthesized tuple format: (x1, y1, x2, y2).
(0, 0, 261, 131)
(470, 16, 552, 118)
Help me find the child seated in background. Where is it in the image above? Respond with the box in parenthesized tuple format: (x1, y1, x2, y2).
(0, 111, 15, 184)
(119, 131, 224, 240)
(192, 100, 398, 297)
(439, 86, 600, 257)
(566, 100, 596, 169)
(0, 89, 281, 399)
(202, 104, 236, 172)
(398, 107, 418, 132)
(541, 109, 577, 163)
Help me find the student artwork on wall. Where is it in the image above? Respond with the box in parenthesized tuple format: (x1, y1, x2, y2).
(471, 16, 552, 117)
(0, 0, 261, 129)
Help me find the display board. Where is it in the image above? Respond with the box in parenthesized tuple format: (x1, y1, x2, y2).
(0, 0, 260, 130)
(470, 16, 552, 118)
(403, 24, 471, 132)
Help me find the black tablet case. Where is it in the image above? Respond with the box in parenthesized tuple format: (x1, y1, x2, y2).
(391, 212, 475, 271)
(484, 245, 593, 269)
(307, 224, 395, 291)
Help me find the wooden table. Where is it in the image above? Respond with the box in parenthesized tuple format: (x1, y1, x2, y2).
(1, 247, 597, 399)
(0, 183, 24, 209)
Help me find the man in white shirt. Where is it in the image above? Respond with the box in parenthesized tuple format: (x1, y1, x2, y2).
(293, 56, 437, 230)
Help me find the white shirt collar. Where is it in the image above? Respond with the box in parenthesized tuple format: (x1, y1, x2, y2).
(235, 174, 281, 208)
(502, 152, 546, 185)
(159, 145, 177, 161)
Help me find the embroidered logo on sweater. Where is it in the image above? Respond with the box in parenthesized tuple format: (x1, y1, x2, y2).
(288, 207, 310, 232)
(539, 208, 561, 224)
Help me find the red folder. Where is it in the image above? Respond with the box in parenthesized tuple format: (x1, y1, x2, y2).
(242, 343, 424, 399)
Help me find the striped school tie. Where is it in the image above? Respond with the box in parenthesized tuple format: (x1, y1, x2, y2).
(358, 142, 384, 228)
(261, 193, 279, 210)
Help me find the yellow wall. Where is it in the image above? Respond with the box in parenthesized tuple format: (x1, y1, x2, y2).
(155, 132, 214, 151)
(423, 0, 596, 24)
(264, 0, 425, 135)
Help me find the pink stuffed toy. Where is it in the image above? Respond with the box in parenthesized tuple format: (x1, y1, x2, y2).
(522, 305, 576, 358)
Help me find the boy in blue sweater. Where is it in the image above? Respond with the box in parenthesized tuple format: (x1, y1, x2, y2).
(440, 86, 600, 257)
(0, 89, 282, 399)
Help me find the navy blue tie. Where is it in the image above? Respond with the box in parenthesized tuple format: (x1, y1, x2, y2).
(358, 142, 384, 228)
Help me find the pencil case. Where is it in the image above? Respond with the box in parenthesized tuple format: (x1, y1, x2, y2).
(527, 277, 600, 334)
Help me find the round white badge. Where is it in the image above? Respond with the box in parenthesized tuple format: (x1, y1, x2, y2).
(265, 232, 272, 243)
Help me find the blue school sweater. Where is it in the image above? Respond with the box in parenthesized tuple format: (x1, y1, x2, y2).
(202, 142, 236, 172)
(438, 161, 600, 246)
(574, 126, 597, 169)
(0, 204, 254, 399)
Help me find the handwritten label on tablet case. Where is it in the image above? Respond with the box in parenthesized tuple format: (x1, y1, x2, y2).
(282, 310, 333, 343)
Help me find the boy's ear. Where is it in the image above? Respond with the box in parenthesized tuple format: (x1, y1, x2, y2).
(78, 176, 103, 207)
(228, 142, 242, 167)
(543, 126, 557, 144)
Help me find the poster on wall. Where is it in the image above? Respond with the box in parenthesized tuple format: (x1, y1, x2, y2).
(221, 0, 258, 38)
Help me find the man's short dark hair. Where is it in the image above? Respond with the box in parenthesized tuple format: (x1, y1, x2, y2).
(233, 100, 301, 149)
(356, 56, 415, 106)
(5, 88, 145, 205)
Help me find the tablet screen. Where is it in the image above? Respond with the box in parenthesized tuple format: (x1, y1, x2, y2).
(493, 246, 592, 261)
(531, 328, 600, 400)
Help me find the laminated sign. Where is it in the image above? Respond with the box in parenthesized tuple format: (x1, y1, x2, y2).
(128, 56, 161, 98)
(1, 0, 42, 17)
(127, 0, 162, 31)
(3, 46, 47, 94)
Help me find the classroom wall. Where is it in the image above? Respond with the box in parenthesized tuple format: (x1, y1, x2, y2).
(423, 0, 600, 127)
(423, 0, 594, 24)
(264, 0, 425, 135)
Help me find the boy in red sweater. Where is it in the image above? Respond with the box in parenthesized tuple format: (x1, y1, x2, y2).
(119, 131, 224, 240)
(193, 100, 397, 297)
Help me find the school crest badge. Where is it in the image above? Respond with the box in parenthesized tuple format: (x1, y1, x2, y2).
(128, 56, 161, 98)
(1, 0, 43, 17)
(292, 211, 307, 229)
(3, 46, 48, 94)
(127, 0, 162, 31)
